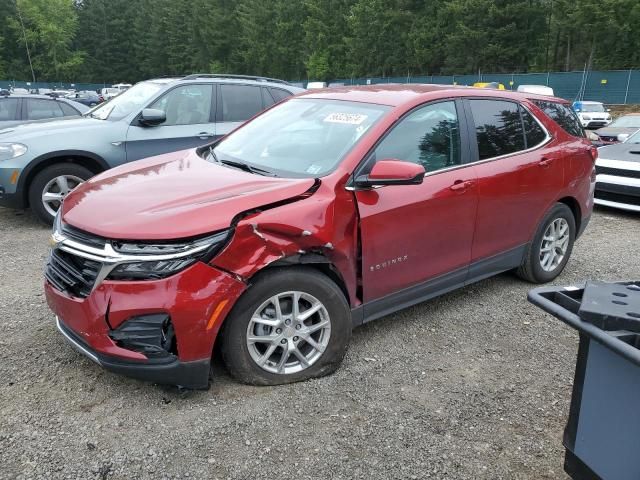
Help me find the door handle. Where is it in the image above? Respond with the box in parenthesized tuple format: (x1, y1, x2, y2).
(450, 180, 468, 192)
(539, 157, 552, 168)
(198, 132, 215, 139)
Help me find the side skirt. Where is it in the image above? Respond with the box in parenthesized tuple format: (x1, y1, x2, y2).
(351, 244, 527, 327)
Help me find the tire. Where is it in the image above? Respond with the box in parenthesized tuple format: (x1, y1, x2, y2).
(516, 203, 576, 283)
(28, 163, 94, 225)
(221, 267, 352, 385)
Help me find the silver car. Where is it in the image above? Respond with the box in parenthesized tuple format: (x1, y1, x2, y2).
(0, 74, 303, 223)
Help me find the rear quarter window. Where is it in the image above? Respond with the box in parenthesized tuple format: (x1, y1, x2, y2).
(533, 100, 585, 138)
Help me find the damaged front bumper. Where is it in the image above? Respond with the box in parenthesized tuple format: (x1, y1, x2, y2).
(56, 316, 211, 389)
(45, 261, 246, 389)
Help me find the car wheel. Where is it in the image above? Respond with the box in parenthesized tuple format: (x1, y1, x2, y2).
(28, 164, 94, 225)
(221, 267, 351, 385)
(516, 203, 576, 283)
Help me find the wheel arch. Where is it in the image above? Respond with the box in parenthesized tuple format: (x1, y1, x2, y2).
(18, 150, 109, 207)
(557, 196, 582, 233)
(252, 254, 351, 305)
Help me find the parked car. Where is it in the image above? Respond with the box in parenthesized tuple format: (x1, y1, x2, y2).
(0, 94, 88, 129)
(572, 101, 612, 129)
(112, 83, 132, 92)
(65, 90, 104, 107)
(47, 90, 73, 99)
(517, 85, 554, 96)
(0, 89, 9, 97)
(594, 129, 640, 212)
(306, 82, 327, 89)
(0, 74, 303, 223)
(10, 87, 30, 95)
(43, 85, 595, 388)
(593, 113, 640, 144)
(473, 82, 506, 90)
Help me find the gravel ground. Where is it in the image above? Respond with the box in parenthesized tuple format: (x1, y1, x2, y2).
(0, 205, 638, 480)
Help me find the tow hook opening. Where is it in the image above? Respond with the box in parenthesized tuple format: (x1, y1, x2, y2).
(109, 314, 179, 360)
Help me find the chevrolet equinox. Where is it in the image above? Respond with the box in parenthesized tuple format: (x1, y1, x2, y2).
(44, 85, 596, 388)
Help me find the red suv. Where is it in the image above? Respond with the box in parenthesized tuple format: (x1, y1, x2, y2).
(44, 85, 596, 388)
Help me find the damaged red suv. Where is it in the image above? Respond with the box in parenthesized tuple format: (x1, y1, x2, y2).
(44, 85, 595, 388)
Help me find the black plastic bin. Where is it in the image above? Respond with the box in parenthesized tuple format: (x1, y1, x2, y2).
(528, 280, 640, 480)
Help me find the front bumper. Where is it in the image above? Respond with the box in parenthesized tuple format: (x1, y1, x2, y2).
(594, 174, 640, 212)
(56, 316, 211, 388)
(0, 165, 25, 209)
(45, 261, 246, 388)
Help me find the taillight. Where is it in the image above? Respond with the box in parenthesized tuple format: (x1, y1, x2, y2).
(589, 145, 598, 162)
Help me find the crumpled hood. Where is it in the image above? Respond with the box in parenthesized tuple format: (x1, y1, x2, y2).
(62, 149, 316, 240)
(0, 116, 104, 140)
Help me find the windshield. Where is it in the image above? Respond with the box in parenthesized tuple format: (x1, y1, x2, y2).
(89, 82, 164, 120)
(580, 104, 605, 113)
(212, 98, 389, 177)
(610, 115, 640, 128)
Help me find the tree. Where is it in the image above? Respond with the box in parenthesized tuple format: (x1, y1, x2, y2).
(13, 0, 83, 81)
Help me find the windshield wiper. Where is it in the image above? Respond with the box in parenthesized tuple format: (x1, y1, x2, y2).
(208, 148, 277, 177)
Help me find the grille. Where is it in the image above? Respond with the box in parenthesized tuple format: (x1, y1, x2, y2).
(596, 166, 640, 179)
(61, 223, 106, 248)
(45, 249, 102, 298)
(595, 190, 640, 207)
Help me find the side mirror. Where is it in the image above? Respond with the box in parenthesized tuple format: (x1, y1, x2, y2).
(139, 108, 166, 126)
(355, 159, 425, 188)
(617, 133, 630, 143)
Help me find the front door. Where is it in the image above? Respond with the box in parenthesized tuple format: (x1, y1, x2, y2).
(125, 83, 217, 162)
(355, 100, 478, 303)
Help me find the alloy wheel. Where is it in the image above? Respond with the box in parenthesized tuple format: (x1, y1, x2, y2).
(539, 218, 570, 272)
(41, 175, 84, 217)
(246, 291, 331, 375)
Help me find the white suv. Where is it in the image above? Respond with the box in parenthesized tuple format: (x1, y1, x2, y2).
(572, 101, 612, 129)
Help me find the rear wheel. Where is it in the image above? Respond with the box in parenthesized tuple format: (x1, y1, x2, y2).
(221, 268, 351, 385)
(517, 203, 576, 283)
(28, 163, 93, 225)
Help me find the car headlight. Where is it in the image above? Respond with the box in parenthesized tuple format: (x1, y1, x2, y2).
(582, 115, 591, 120)
(0, 143, 27, 161)
(106, 230, 230, 280)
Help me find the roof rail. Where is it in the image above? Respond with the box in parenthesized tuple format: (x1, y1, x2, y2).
(181, 73, 292, 85)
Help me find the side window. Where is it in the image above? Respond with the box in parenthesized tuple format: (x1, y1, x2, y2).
(26, 99, 64, 120)
(469, 100, 525, 160)
(148, 84, 213, 126)
(262, 88, 275, 108)
(0, 98, 20, 120)
(374, 101, 461, 172)
(521, 106, 547, 148)
(220, 85, 263, 122)
(533, 100, 584, 138)
(269, 88, 292, 103)
(58, 102, 79, 116)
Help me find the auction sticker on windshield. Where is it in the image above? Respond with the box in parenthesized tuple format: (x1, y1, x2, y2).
(324, 113, 368, 125)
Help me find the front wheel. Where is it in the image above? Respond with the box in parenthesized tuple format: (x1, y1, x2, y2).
(221, 268, 351, 385)
(516, 203, 576, 283)
(28, 163, 93, 225)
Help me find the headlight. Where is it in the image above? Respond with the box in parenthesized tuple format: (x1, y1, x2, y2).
(0, 143, 27, 161)
(106, 230, 230, 280)
(582, 115, 591, 120)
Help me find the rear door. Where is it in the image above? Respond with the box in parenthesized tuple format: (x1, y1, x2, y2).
(125, 83, 216, 162)
(465, 98, 562, 266)
(215, 84, 271, 137)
